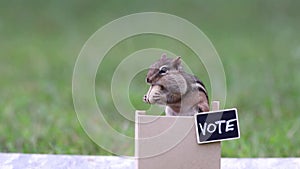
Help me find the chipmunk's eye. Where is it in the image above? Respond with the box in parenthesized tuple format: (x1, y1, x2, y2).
(158, 66, 168, 75)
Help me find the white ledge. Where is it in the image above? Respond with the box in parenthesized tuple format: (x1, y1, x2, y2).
(0, 153, 299, 169)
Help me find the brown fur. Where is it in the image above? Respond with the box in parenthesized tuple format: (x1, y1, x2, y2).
(143, 54, 209, 116)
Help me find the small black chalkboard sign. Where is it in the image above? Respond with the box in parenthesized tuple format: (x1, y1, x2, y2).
(194, 108, 240, 144)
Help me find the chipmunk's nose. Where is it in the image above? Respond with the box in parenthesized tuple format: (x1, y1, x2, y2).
(146, 77, 151, 83)
(143, 95, 149, 103)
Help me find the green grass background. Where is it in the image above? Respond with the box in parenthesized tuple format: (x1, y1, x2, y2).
(1, 0, 300, 157)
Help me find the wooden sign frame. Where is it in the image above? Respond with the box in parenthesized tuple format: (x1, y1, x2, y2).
(194, 108, 240, 144)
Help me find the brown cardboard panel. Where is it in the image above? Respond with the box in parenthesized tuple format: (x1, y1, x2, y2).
(135, 106, 221, 169)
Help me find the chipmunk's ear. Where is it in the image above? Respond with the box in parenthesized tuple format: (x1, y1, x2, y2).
(172, 56, 181, 69)
(161, 53, 167, 60)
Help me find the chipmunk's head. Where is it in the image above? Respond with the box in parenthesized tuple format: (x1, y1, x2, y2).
(146, 53, 182, 84)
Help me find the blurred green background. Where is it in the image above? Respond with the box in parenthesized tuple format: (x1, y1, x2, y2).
(1, 0, 300, 157)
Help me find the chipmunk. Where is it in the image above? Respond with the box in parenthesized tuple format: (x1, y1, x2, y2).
(143, 54, 209, 116)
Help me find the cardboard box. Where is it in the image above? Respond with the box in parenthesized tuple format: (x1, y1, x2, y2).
(135, 102, 221, 169)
